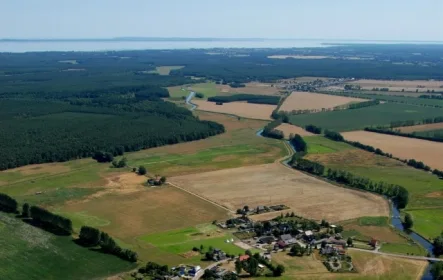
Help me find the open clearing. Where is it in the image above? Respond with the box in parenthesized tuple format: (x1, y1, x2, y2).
(342, 130, 443, 170)
(171, 163, 389, 222)
(348, 79, 443, 93)
(275, 123, 314, 138)
(193, 100, 276, 120)
(279, 92, 366, 112)
(399, 122, 443, 133)
(290, 103, 443, 131)
(216, 82, 281, 96)
(148, 65, 184, 75)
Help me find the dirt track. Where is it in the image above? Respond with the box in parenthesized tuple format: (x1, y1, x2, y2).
(279, 92, 365, 112)
(170, 163, 389, 222)
(343, 130, 443, 170)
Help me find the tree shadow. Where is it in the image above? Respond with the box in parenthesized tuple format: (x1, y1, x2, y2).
(22, 219, 71, 236)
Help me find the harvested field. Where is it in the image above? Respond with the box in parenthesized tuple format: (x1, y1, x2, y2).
(399, 122, 443, 133)
(171, 164, 389, 222)
(349, 250, 427, 280)
(61, 185, 229, 241)
(342, 130, 443, 170)
(348, 79, 443, 93)
(275, 123, 314, 138)
(193, 100, 276, 120)
(148, 65, 184, 75)
(279, 92, 366, 112)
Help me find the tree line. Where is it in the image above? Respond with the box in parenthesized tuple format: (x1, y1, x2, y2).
(289, 134, 308, 153)
(348, 100, 380, 109)
(208, 94, 280, 105)
(0, 193, 18, 213)
(262, 119, 284, 139)
(30, 206, 73, 234)
(305, 124, 322, 134)
(289, 156, 409, 208)
(365, 127, 443, 143)
(79, 226, 138, 262)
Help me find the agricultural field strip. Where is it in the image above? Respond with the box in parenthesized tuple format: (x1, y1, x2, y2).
(131, 146, 258, 164)
(348, 248, 443, 262)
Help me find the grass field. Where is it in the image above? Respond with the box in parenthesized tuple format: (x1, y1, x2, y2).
(406, 209, 443, 239)
(139, 225, 253, 264)
(340, 217, 425, 256)
(0, 212, 135, 280)
(171, 163, 389, 222)
(305, 136, 355, 154)
(168, 82, 220, 99)
(289, 103, 443, 131)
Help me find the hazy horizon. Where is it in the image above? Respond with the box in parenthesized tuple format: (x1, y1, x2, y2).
(1, 0, 442, 41)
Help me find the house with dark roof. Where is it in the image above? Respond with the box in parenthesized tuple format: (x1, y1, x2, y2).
(258, 236, 275, 244)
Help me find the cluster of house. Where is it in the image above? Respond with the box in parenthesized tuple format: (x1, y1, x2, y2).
(279, 77, 355, 92)
(169, 265, 201, 278)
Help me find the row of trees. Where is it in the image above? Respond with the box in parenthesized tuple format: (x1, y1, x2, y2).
(348, 100, 380, 109)
(208, 94, 280, 105)
(305, 124, 322, 134)
(30, 206, 73, 234)
(79, 226, 138, 262)
(262, 119, 284, 139)
(365, 127, 443, 143)
(290, 157, 409, 208)
(390, 116, 443, 128)
(0, 193, 18, 213)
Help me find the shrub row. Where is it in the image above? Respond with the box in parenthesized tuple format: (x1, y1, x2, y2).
(30, 206, 73, 234)
(0, 193, 18, 213)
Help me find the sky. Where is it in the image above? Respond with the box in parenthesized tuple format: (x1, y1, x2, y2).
(1, 0, 442, 41)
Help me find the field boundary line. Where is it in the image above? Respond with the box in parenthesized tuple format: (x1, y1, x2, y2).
(166, 181, 234, 214)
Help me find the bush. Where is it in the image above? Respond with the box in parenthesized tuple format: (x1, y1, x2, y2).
(138, 165, 147, 175)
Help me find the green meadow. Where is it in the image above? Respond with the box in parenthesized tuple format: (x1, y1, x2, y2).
(0, 212, 135, 280)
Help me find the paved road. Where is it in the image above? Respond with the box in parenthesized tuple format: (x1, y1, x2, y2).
(193, 260, 228, 280)
(349, 247, 443, 262)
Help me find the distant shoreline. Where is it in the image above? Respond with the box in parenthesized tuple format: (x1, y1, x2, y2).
(1, 38, 443, 44)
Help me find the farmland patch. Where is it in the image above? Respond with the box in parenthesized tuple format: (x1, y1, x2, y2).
(280, 92, 366, 112)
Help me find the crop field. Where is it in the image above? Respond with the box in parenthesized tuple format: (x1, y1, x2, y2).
(347, 79, 443, 93)
(193, 100, 276, 120)
(0, 212, 135, 280)
(342, 130, 443, 170)
(290, 103, 443, 131)
(399, 122, 443, 133)
(348, 250, 427, 280)
(279, 92, 366, 112)
(170, 163, 389, 222)
(148, 65, 184, 75)
(275, 123, 314, 138)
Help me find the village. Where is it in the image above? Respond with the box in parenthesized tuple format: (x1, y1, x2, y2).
(132, 205, 384, 280)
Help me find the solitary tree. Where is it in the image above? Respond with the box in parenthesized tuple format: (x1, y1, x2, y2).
(404, 213, 413, 230)
(247, 257, 259, 276)
(273, 264, 285, 277)
(347, 237, 353, 247)
(138, 165, 147, 175)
